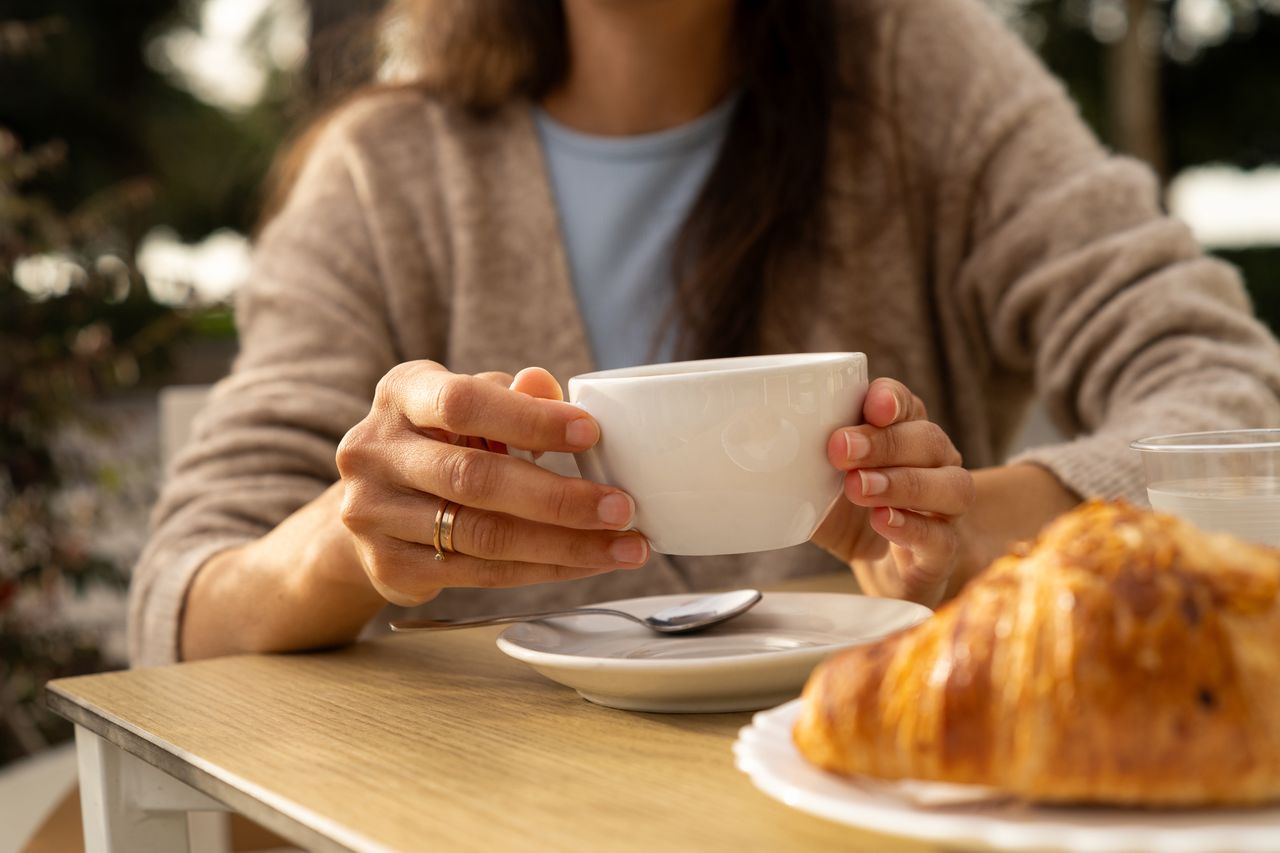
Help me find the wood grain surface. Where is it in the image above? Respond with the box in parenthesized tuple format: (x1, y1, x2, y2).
(47, 574, 938, 852)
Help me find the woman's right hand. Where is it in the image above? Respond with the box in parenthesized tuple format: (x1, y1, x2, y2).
(335, 362, 649, 607)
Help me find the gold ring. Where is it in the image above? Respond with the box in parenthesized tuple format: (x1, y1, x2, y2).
(440, 501, 460, 555)
(432, 500, 449, 561)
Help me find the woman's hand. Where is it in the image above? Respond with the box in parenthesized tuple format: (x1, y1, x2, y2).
(812, 378, 975, 606)
(335, 362, 649, 607)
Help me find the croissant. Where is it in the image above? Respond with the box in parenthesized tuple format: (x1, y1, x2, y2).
(794, 500, 1280, 806)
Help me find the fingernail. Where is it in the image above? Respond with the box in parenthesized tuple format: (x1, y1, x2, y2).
(886, 507, 906, 528)
(890, 394, 902, 422)
(844, 431, 870, 462)
(860, 470, 889, 496)
(598, 492, 635, 527)
(610, 535, 648, 566)
(566, 417, 598, 449)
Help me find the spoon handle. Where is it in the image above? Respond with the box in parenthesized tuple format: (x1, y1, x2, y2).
(389, 607, 643, 632)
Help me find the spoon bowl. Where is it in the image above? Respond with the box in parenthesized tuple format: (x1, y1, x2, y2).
(389, 589, 763, 635)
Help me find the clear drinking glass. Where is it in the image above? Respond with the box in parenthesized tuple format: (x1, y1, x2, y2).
(1131, 429, 1280, 546)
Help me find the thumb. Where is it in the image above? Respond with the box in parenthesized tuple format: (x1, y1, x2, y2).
(509, 367, 568, 460)
(510, 366, 565, 401)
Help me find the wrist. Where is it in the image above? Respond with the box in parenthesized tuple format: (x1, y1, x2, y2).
(245, 482, 388, 652)
(293, 493, 385, 609)
(301, 481, 449, 614)
(951, 462, 1078, 593)
(284, 481, 389, 620)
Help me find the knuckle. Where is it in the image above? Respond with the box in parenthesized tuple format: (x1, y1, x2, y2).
(545, 480, 581, 524)
(372, 372, 395, 408)
(477, 561, 521, 589)
(475, 370, 514, 387)
(900, 466, 926, 498)
(468, 512, 512, 558)
(434, 377, 480, 431)
(875, 426, 899, 462)
(335, 424, 368, 477)
(926, 424, 953, 461)
(375, 362, 414, 407)
(566, 532, 603, 567)
(362, 545, 400, 587)
(443, 450, 497, 504)
(338, 485, 374, 534)
(520, 403, 555, 446)
(535, 562, 578, 582)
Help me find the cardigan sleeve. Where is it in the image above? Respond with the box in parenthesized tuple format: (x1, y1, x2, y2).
(127, 101, 405, 666)
(893, 0, 1280, 499)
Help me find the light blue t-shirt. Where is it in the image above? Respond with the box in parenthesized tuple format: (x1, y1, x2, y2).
(533, 98, 736, 370)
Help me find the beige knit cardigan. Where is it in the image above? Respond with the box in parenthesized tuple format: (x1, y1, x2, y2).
(129, 0, 1280, 665)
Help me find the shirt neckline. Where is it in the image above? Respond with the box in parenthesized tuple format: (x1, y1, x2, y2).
(532, 93, 739, 161)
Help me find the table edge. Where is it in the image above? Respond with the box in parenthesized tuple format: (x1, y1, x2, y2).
(45, 680, 386, 853)
(40, 578, 860, 851)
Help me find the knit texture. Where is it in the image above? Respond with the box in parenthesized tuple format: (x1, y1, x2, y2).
(129, 0, 1280, 665)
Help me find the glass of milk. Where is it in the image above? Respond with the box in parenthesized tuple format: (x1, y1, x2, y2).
(1131, 429, 1280, 546)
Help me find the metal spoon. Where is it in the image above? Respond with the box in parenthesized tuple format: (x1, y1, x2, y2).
(389, 589, 762, 635)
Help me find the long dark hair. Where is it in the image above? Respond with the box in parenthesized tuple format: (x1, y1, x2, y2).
(268, 0, 838, 361)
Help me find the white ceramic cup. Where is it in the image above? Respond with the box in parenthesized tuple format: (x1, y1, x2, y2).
(567, 353, 868, 556)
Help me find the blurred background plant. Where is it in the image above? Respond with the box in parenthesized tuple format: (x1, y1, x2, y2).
(0, 124, 180, 762)
(0, 0, 304, 766)
(0, 0, 1277, 770)
(998, 0, 1280, 321)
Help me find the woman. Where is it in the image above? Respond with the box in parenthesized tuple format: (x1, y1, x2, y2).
(129, 0, 1280, 665)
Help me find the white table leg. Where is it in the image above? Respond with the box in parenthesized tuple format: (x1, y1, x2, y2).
(189, 811, 233, 853)
(75, 726, 230, 853)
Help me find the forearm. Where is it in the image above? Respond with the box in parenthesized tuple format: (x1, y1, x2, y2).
(180, 481, 389, 660)
(950, 462, 1078, 594)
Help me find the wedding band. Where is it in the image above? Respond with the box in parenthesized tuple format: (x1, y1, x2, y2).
(440, 501, 460, 555)
(432, 500, 449, 561)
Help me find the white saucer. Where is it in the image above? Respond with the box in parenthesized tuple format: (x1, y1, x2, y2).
(735, 699, 1280, 852)
(496, 592, 931, 713)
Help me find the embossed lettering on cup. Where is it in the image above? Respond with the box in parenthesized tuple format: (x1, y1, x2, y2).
(568, 353, 868, 555)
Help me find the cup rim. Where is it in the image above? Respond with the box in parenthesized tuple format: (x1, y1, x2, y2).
(1130, 428, 1280, 453)
(568, 352, 864, 385)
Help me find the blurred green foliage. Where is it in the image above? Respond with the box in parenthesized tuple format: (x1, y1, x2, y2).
(0, 1, 288, 765)
(1015, 2, 1280, 169)
(0, 0, 293, 245)
(0, 126, 183, 764)
(1022, 1, 1280, 327)
(1161, 12, 1280, 170)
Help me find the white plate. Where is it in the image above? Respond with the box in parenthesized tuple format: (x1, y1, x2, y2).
(734, 699, 1280, 853)
(496, 592, 931, 713)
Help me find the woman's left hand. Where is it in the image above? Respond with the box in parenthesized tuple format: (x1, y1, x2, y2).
(812, 377, 976, 606)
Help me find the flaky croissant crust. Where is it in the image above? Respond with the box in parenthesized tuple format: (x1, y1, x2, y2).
(794, 501, 1280, 806)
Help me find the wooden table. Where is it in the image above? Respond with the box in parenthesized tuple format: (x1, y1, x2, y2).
(47, 574, 933, 852)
